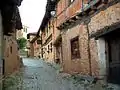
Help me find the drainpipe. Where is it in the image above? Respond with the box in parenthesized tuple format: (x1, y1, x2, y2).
(86, 23, 92, 76)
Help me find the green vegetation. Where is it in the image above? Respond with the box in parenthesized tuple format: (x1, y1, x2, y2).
(17, 38, 27, 49)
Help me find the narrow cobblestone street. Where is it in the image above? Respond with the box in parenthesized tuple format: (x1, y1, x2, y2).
(21, 58, 81, 90)
(3, 58, 85, 90)
(2, 58, 120, 90)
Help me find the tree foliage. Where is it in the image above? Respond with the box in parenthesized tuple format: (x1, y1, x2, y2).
(17, 38, 27, 49)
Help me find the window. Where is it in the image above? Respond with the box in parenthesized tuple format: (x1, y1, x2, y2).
(27, 34, 30, 39)
(70, 36, 80, 59)
(50, 43, 52, 52)
(47, 45, 49, 53)
(10, 46, 12, 54)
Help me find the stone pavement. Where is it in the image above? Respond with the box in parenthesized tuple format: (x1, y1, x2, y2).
(2, 58, 120, 90)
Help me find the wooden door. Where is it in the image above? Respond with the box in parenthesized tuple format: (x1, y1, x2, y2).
(106, 32, 120, 84)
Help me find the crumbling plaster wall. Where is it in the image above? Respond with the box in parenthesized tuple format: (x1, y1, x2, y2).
(62, 24, 91, 75)
(88, 3, 120, 34)
(88, 3, 120, 77)
(4, 35, 20, 75)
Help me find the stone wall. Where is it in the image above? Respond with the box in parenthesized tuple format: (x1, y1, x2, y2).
(43, 40, 54, 63)
(88, 2, 120, 77)
(88, 3, 120, 35)
(4, 35, 20, 75)
(62, 24, 91, 75)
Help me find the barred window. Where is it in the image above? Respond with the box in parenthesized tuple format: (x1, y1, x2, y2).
(70, 36, 80, 59)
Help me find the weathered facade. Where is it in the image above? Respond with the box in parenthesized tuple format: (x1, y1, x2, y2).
(34, 0, 120, 85)
(88, 1, 120, 84)
(27, 33, 41, 58)
(55, 0, 92, 75)
(41, 19, 54, 62)
(35, 0, 58, 63)
(4, 32, 21, 75)
(55, 0, 120, 84)
(0, 0, 23, 76)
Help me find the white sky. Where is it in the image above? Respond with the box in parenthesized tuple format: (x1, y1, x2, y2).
(19, 0, 47, 33)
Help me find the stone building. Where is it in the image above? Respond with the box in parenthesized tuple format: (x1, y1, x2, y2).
(35, 0, 57, 62)
(88, 0, 120, 84)
(56, 0, 120, 84)
(55, 0, 91, 75)
(27, 32, 41, 58)
(40, 18, 54, 62)
(35, 0, 120, 85)
(3, 32, 21, 75)
(0, 0, 23, 76)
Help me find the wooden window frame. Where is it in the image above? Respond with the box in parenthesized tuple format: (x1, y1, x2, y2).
(70, 36, 80, 59)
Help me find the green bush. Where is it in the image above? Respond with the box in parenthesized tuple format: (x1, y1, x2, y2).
(17, 38, 27, 49)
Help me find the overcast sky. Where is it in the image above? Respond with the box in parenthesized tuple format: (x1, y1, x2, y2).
(19, 0, 47, 33)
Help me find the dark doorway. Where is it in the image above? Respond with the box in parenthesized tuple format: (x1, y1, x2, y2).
(105, 29, 120, 85)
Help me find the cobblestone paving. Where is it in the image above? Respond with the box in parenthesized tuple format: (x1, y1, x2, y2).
(2, 58, 120, 90)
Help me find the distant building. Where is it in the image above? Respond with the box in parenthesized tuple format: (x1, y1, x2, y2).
(16, 25, 28, 39)
(27, 32, 41, 58)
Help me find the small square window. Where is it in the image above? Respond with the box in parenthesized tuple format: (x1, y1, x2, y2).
(70, 36, 80, 59)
